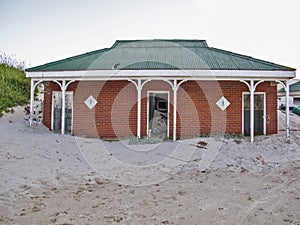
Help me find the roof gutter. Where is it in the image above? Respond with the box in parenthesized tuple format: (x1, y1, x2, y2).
(26, 69, 296, 80)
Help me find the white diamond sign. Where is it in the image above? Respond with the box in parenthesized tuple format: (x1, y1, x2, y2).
(216, 96, 230, 111)
(85, 95, 97, 110)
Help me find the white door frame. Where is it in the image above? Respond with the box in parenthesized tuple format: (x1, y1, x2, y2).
(242, 92, 266, 135)
(51, 91, 74, 133)
(147, 91, 170, 138)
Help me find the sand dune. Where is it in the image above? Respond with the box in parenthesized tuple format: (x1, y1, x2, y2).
(0, 107, 299, 224)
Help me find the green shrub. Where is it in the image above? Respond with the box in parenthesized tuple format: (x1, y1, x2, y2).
(0, 64, 30, 114)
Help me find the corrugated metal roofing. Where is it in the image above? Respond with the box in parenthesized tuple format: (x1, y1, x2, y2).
(279, 81, 300, 93)
(26, 39, 295, 72)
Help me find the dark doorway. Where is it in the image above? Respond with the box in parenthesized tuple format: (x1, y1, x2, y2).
(243, 93, 265, 136)
(148, 92, 169, 138)
(52, 91, 73, 134)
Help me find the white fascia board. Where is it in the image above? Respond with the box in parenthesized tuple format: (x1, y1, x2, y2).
(288, 91, 300, 97)
(26, 69, 295, 80)
(278, 91, 300, 97)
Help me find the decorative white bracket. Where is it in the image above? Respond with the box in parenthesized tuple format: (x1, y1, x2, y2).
(164, 79, 187, 141)
(240, 80, 265, 142)
(128, 79, 151, 138)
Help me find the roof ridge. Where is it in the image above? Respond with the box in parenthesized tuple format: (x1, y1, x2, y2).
(206, 48, 222, 68)
(114, 39, 207, 42)
(111, 39, 209, 48)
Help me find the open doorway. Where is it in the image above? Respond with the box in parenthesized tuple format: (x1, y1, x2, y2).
(147, 92, 169, 138)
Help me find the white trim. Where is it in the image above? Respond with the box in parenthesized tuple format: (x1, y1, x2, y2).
(173, 80, 177, 141)
(278, 91, 300, 97)
(241, 92, 246, 135)
(242, 92, 266, 135)
(29, 79, 34, 127)
(274, 80, 290, 142)
(26, 69, 295, 79)
(61, 80, 66, 135)
(51, 91, 57, 131)
(147, 91, 170, 138)
(128, 79, 151, 138)
(28, 77, 294, 85)
(29, 80, 44, 127)
(171, 79, 188, 141)
(137, 79, 141, 138)
(285, 80, 290, 142)
(250, 80, 255, 142)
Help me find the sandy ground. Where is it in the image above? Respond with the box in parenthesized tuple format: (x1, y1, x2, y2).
(0, 107, 299, 225)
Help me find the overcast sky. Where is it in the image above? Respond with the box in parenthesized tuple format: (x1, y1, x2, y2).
(0, 0, 299, 78)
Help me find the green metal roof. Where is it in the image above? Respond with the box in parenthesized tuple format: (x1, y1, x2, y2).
(26, 39, 296, 72)
(279, 81, 300, 93)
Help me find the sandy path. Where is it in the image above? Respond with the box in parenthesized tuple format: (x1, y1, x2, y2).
(0, 107, 299, 225)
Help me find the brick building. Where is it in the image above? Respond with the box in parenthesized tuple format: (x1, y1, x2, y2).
(26, 40, 296, 142)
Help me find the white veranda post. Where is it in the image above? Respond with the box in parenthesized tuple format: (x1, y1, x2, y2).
(29, 79, 43, 127)
(173, 80, 177, 141)
(29, 79, 35, 127)
(137, 79, 142, 138)
(250, 80, 255, 143)
(285, 80, 290, 143)
(60, 80, 75, 135)
(128, 79, 150, 139)
(61, 80, 66, 135)
(240, 80, 265, 143)
(274, 80, 290, 143)
(171, 79, 187, 141)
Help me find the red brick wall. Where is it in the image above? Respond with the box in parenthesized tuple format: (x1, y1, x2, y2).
(94, 81, 137, 138)
(43, 80, 277, 139)
(178, 81, 277, 136)
(256, 82, 278, 134)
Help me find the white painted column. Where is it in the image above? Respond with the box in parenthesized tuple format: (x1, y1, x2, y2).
(173, 80, 178, 141)
(128, 79, 150, 139)
(61, 80, 66, 135)
(250, 80, 255, 143)
(285, 80, 290, 143)
(29, 79, 35, 127)
(137, 79, 142, 138)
